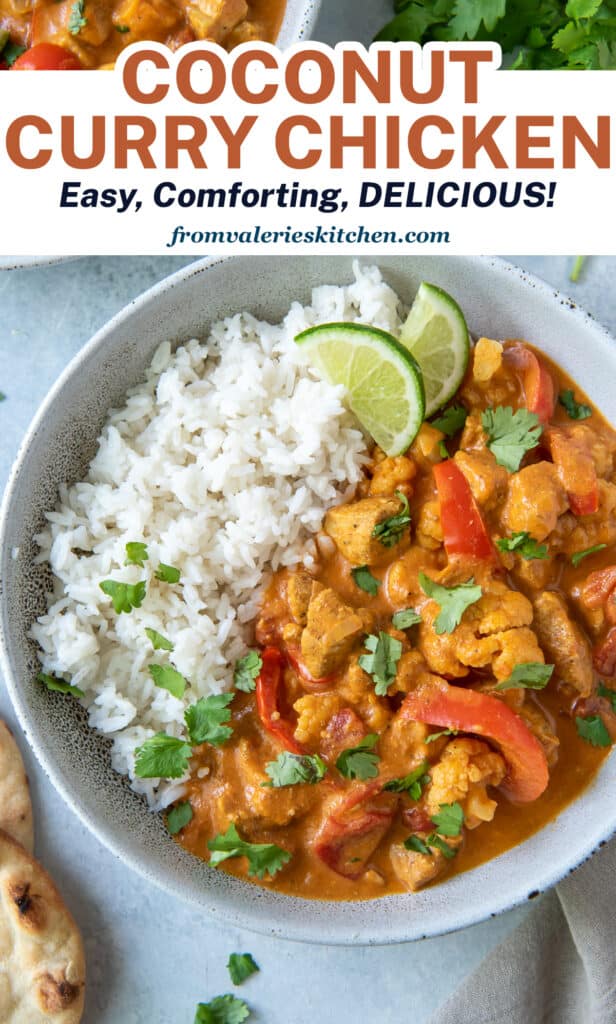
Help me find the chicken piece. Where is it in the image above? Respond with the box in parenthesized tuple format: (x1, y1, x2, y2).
(286, 569, 314, 626)
(185, 0, 247, 42)
(563, 423, 615, 479)
(533, 591, 593, 696)
(293, 693, 343, 747)
(510, 553, 555, 593)
(233, 739, 315, 828)
(386, 547, 441, 607)
(575, 566, 616, 636)
(416, 499, 444, 550)
(561, 481, 616, 556)
(426, 738, 506, 829)
(369, 455, 417, 498)
(501, 462, 568, 542)
(314, 784, 398, 879)
(320, 707, 367, 762)
(473, 337, 503, 382)
(300, 586, 365, 678)
(459, 410, 488, 453)
(324, 496, 410, 566)
(391, 836, 460, 891)
(454, 449, 509, 513)
(337, 661, 392, 733)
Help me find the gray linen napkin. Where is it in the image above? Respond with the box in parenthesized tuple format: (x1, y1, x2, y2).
(429, 838, 616, 1024)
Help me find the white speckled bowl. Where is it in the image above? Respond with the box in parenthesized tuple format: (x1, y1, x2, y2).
(1, 255, 615, 945)
(278, 0, 321, 48)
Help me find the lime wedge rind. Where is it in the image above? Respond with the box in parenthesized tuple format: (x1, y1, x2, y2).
(400, 282, 470, 417)
(295, 322, 425, 456)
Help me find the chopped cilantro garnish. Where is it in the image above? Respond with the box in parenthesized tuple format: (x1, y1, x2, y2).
(227, 953, 259, 986)
(1, 41, 26, 66)
(125, 541, 148, 567)
(166, 800, 193, 835)
(68, 0, 87, 34)
(576, 715, 612, 748)
(496, 532, 548, 560)
(570, 256, 587, 282)
(404, 832, 458, 859)
(208, 823, 291, 879)
(372, 491, 411, 548)
(431, 801, 464, 837)
(148, 664, 187, 700)
(336, 734, 380, 780)
(383, 760, 430, 798)
(155, 563, 181, 584)
(599, 683, 616, 712)
(559, 389, 592, 421)
(263, 752, 326, 787)
(419, 573, 482, 635)
(351, 565, 380, 596)
(115, 23, 130, 32)
(571, 544, 607, 568)
(438, 441, 449, 460)
(145, 627, 174, 651)
(99, 579, 146, 614)
(482, 406, 542, 473)
(358, 632, 403, 695)
(495, 662, 554, 692)
(431, 404, 468, 437)
(185, 693, 234, 747)
(425, 729, 457, 744)
(134, 733, 192, 779)
(233, 651, 262, 693)
(392, 607, 422, 630)
(194, 994, 250, 1024)
(404, 835, 432, 856)
(37, 672, 84, 698)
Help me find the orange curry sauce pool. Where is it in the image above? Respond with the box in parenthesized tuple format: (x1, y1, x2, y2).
(176, 338, 615, 900)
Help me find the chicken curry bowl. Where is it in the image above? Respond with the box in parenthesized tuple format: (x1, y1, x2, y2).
(30, 267, 616, 903)
(0, 0, 286, 69)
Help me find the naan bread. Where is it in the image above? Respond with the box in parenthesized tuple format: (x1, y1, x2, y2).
(0, 722, 34, 853)
(0, 830, 85, 1023)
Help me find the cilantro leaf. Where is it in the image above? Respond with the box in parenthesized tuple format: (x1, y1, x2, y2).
(37, 672, 84, 698)
(115, 23, 130, 32)
(336, 734, 380, 780)
(427, 834, 458, 859)
(166, 800, 193, 835)
(351, 565, 380, 596)
(208, 823, 291, 879)
(559, 389, 592, 421)
(99, 579, 146, 614)
(68, 0, 87, 34)
(264, 752, 327, 787)
(155, 563, 181, 584)
(2, 41, 26, 66)
(392, 608, 422, 630)
(372, 491, 412, 548)
(599, 683, 616, 713)
(125, 541, 148, 567)
(227, 953, 259, 986)
(148, 664, 187, 700)
(404, 835, 432, 855)
(438, 441, 449, 460)
(451, 0, 506, 37)
(383, 760, 430, 798)
(185, 694, 234, 747)
(481, 407, 542, 473)
(358, 632, 403, 695)
(234, 651, 262, 693)
(194, 994, 250, 1024)
(431, 802, 464, 837)
(425, 729, 457, 744)
(134, 733, 192, 779)
(576, 715, 612, 748)
(496, 531, 548, 560)
(419, 573, 482, 635)
(145, 627, 174, 651)
(495, 662, 554, 692)
(571, 544, 607, 568)
(432, 404, 468, 437)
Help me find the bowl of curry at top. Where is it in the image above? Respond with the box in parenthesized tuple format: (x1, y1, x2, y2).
(2, 254, 616, 945)
(0, 0, 320, 70)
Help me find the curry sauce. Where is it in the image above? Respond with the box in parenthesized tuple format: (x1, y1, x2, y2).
(176, 338, 615, 900)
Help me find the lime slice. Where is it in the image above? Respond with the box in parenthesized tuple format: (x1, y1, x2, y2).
(295, 323, 425, 456)
(400, 283, 470, 417)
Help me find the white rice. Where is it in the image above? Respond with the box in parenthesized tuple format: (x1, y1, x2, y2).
(32, 262, 405, 807)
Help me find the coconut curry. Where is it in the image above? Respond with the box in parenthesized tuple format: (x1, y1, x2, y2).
(1, 0, 285, 69)
(172, 337, 616, 900)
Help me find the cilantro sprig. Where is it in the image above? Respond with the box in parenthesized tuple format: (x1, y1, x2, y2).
(68, 0, 87, 35)
(431, 802, 465, 837)
(496, 531, 548, 561)
(166, 801, 193, 835)
(227, 953, 259, 986)
(336, 734, 380, 780)
(372, 491, 412, 548)
(155, 563, 181, 584)
(37, 672, 84, 699)
(576, 715, 612, 748)
(495, 662, 554, 692)
(358, 633, 403, 695)
(185, 693, 234, 747)
(99, 579, 146, 614)
(145, 627, 174, 651)
(125, 541, 148, 567)
(208, 823, 291, 879)
(148, 664, 187, 699)
(419, 573, 482, 635)
(383, 760, 430, 798)
(233, 651, 262, 693)
(559, 389, 592, 420)
(431, 404, 468, 436)
(134, 733, 192, 779)
(351, 565, 380, 596)
(571, 544, 607, 568)
(404, 833, 458, 860)
(392, 608, 422, 630)
(482, 406, 542, 473)
(194, 994, 250, 1024)
(263, 752, 326, 787)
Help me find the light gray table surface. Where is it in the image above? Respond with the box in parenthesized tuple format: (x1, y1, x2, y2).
(0, 254, 613, 1023)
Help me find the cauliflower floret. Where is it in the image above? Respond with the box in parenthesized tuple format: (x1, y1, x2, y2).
(472, 337, 503, 382)
(336, 660, 392, 733)
(416, 500, 443, 550)
(454, 449, 509, 513)
(369, 455, 417, 498)
(294, 693, 342, 746)
(426, 738, 506, 829)
(501, 462, 568, 543)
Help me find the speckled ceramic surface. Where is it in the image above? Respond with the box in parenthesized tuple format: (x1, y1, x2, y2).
(278, 0, 321, 47)
(1, 255, 615, 945)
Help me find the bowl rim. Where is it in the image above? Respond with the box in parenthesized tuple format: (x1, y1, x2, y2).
(1, 253, 616, 946)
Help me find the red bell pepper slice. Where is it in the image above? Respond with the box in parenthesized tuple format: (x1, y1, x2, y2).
(12, 44, 82, 70)
(505, 343, 555, 425)
(402, 679, 549, 803)
(593, 627, 616, 678)
(547, 427, 599, 516)
(433, 459, 496, 562)
(314, 782, 398, 879)
(255, 647, 304, 755)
